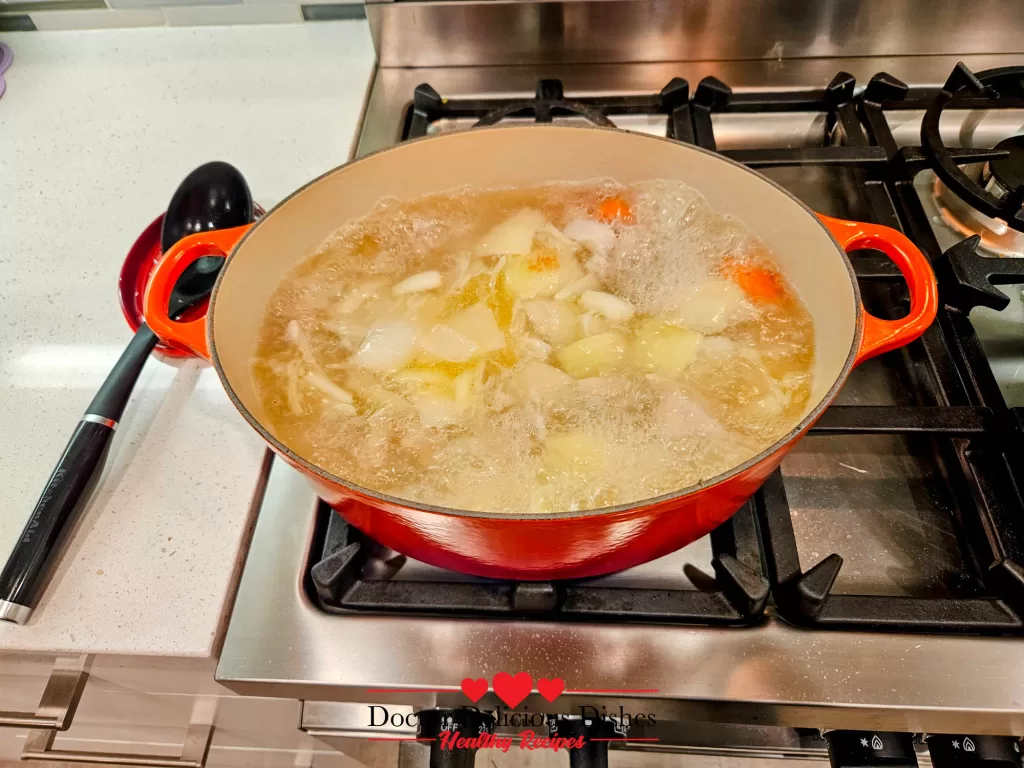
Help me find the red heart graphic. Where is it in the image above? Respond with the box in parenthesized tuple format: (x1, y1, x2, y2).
(492, 671, 533, 708)
(537, 677, 565, 702)
(460, 677, 488, 703)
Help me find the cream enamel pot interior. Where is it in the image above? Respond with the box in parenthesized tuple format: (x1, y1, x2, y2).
(142, 126, 938, 580)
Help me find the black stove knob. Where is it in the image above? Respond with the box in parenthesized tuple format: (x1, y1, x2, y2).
(927, 735, 1022, 768)
(548, 714, 625, 768)
(825, 731, 918, 768)
(416, 707, 495, 768)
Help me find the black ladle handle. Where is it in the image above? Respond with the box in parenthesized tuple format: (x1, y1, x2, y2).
(0, 325, 159, 624)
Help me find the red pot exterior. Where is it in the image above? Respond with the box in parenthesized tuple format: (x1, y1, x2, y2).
(275, 437, 800, 580)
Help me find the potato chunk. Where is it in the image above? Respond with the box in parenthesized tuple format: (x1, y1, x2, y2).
(475, 209, 546, 257)
(524, 299, 579, 346)
(504, 243, 586, 299)
(555, 332, 627, 378)
(448, 303, 505, 354)
(543, 431, 606, 477)
(512, 361, 574, 401)
(630, 319, 702, 377)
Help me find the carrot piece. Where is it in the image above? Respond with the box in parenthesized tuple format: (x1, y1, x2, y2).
(598, 197, 634, 223)
(723, 259, 785, 304)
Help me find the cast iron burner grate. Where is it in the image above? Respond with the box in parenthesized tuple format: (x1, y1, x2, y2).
(405, 78, 694, 141)
(307, 69, 1024, 633)
(921, 64, 1024, 233)
(307, 499, 770, 625)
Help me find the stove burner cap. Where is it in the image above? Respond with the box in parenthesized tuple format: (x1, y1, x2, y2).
(988, 135, 1024, 194)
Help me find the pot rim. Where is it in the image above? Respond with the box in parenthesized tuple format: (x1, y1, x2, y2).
(207, 124, 864, 521)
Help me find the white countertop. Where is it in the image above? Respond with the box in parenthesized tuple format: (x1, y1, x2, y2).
(0, 21, 375, 656)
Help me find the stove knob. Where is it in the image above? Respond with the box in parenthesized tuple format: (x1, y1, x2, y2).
(927, 735, 1022, 768)
(824, 731, 918, 768)
(547, 714, 625, 768)
(416, 707, 495, 768)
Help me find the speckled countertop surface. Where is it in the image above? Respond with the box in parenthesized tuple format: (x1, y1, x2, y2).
(0, 21, 375, 655)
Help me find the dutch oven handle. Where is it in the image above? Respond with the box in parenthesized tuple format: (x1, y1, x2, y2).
(143, 225, 253, 361)
(817, 214, 939, 365)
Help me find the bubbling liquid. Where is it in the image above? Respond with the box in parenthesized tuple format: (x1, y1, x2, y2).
(251, 180, 815, 514)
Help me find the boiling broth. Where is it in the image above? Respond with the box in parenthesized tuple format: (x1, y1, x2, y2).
(251, 180, 814, 514)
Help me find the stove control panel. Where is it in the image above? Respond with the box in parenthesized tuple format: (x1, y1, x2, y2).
(927, 735, 1022, 768)
(825, 731, 918, 768)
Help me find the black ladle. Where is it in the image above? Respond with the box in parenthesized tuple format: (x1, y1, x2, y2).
(0, 162, 254, 625)
(160, 161, 254, 253)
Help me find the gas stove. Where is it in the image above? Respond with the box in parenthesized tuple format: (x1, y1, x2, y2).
(218, 1, 1024, 763)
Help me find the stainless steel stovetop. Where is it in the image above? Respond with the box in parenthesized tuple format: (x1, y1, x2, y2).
(217, 0, 1024, 742)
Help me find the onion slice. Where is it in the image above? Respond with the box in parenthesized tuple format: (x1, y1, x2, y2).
(285, 320, 318, 366)
(554, 273, 600, 301)
(518, 336, 552, 359)
(419, 324, 479, 363)
(393, 271, 442, 296)
(563, 219, 617, 256)
(412, 393, 464, 429)
(580, 290, 635, 321)
(351, 320, 418, 371)
(285, 360, 303, 416)
(305, 371, 354, 405)
(669, 278, 749, 334)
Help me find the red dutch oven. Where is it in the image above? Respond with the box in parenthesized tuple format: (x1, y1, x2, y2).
(143, 126, 938, 580)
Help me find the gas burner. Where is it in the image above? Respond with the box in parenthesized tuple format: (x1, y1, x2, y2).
(932, 134, 1024, 256)
(933, 171, 1024, 258)
(921, 63, 1024, 233)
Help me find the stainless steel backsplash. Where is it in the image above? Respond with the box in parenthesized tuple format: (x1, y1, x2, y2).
(366, 0, 1024, 68)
